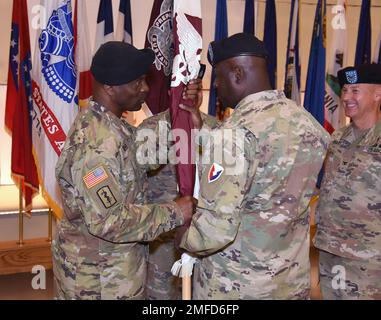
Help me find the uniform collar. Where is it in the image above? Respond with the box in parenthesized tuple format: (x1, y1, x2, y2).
(234, 90, 286, 114)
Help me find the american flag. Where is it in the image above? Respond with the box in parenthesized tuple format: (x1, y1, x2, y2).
(83, 167, 108, 189)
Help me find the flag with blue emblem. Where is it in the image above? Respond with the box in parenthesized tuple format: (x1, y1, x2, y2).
(208, 0, 228, 118)
(5, 0, 39, 213)
(284, 0, 300, 105)
(324, 0, 347, 134)
(74, 0, 92, 107)
(94, 0, 114, 54)
(31, 0, 78, 218)
(304, 0, 326, 127)
(116, 0, 133, 44)
(355, 0, 371, 66)
(263, 0, 277, 89)
(243, 0, 256, 35)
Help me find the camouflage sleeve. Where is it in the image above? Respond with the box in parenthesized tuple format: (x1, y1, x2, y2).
(180, 128, 257, 255)
(135, 111, 170, 172)
(73, 145, 184, 243)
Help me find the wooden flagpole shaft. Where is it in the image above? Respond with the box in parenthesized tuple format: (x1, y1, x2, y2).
(182, 275, 192, 300)
(48, 208, 53, 243)
(18, 180, 24, 246)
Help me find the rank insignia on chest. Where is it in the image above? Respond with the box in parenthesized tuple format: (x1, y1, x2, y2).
(83, 166, 109, 189)
(208, 163, 224, 183)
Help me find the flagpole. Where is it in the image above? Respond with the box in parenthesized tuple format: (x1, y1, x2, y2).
(48, 208, 53, 243)
(18, 180, 24, 246)
(183, 275, 192, 300)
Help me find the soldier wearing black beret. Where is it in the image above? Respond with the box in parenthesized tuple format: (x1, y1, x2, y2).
(314, 63, 381, 300)
(179, 33, 330, 299)
(53, 41, 201, 300)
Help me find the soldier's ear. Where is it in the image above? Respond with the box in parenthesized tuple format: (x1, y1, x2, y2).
(103, 84, 114, 97)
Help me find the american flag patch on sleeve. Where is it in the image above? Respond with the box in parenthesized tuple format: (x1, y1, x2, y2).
(83, 166, 109, 189)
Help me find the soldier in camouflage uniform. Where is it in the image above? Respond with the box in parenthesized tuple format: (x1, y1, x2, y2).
(179, 33, 330, 299)
(138, 110, 219, 300)
(313, 64, 381, 300)
(52, 42, 196, 300)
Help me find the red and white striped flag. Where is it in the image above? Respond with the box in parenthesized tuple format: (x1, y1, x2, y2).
(31, 0, 78, 218)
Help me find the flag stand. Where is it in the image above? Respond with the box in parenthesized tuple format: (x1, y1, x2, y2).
(47, 208, 53, 243)
(18, 180, 24, 246)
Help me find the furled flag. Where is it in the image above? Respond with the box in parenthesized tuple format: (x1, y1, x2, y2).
(284, 0, 301, 105)
(208, 0, 228, 118)
(74, 0, 92, 107)
(263, 0, 277, 89)
(144, 0, 173, 115)
(355, 0, 371, 66)
(94, 0, 114, 54)
(31, 0, 78, 218)
(116, 0, 133, 44)
(243, 0, 255, 35)
(324, 0, 347, 134)
(304, 0, 326, 127)
(5, 0, 39, 212)
(373, 29, 381, 63)
(170, 0, 202, 197)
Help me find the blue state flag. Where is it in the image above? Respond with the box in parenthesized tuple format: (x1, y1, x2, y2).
(355, 0, 371, 66)
(263, 0, 277, 89)
(243, 0, 255, 34)
(304, 0, 326, 127)
(208, 0, 228, 117)
(94, 0, 114, 53)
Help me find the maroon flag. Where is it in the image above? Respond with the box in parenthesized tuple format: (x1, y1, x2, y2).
(5, 0, 39, 211)
(170, 1, 202, 196)
(144, 0, 174, 115)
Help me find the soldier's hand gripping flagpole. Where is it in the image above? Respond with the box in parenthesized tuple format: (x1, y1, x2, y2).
(169, 0, 203, 300)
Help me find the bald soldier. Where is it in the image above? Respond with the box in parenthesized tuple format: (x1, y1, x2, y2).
(314, 63, 381, 299)
(179, 33, 331, 299)
(53, 42, 198, 300)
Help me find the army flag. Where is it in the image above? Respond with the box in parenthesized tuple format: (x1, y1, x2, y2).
(74, 0, 92, 107)
(374, 29, 381, 63)
(263, 0, 277, 89)
(208, 0, 228, 118)
(304, 0, 326, 127)
(324, 0, 347, 134)
(5, 0, 39, 212)
(170, 0, 202, 197)
(31, 0, 78, 217)
(144, 0, 173, 115)
(116, 0, 133, 44)
(355, 0, 371, 66)
(284, 0, 301, 105)
(243, 0, 256, 35)
(94, 0, 114, 54)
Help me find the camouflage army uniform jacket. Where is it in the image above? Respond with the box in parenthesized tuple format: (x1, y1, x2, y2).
(181, 90, 330, 299)
(314, 119, 381, 264)
(53, 101, 184, 300)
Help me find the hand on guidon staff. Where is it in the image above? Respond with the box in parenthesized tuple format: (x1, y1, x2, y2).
(174, 196, 198, 250)
(180, 79, 203, 130)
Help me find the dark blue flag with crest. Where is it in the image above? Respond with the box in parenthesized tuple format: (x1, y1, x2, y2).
(208, 0, 228, 117)
(263, 0, 277, 89)
(355, 0, 371, 66)
(243, 0, 255, 34)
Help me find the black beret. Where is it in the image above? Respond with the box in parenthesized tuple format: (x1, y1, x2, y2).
(90, 41, 155, 86)
(207, 32, 269, 66)
(338, 63, 381, 88)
